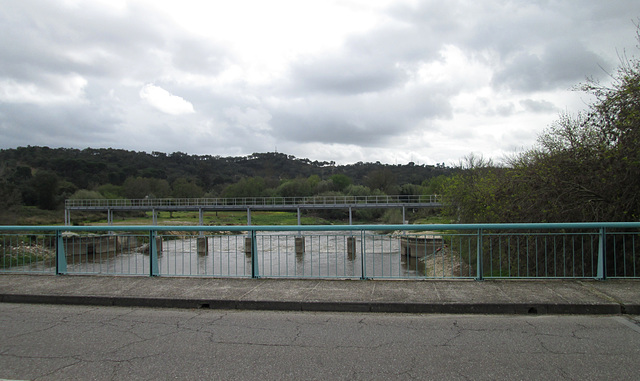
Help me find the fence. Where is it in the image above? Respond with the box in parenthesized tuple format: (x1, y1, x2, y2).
(1, 223, 639, 279)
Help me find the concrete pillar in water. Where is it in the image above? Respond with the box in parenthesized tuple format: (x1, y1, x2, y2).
(155, 237, 163, 253)
(347, 236, 356, 260)
(295, 237, 305, 255)
(197, 237, 208, 256)
(245, 237, 253, 255)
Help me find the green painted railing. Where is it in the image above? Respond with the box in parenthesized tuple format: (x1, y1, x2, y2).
(1, 223, 639, 279)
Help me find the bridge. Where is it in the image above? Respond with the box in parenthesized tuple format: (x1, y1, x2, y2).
(64, 195, 443, 225)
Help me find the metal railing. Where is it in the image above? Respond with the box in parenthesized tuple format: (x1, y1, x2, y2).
(65, 195, 443, 209)
(1, 223, 639, 279)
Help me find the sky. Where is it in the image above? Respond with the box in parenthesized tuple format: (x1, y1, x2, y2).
(1, 1, 639, 166)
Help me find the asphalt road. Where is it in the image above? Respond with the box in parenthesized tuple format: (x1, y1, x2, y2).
(1, 304, 639, 380)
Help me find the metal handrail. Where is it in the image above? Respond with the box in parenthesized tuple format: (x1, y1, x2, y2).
(3, 222, 638, 280)
(65, 195, 443, 208)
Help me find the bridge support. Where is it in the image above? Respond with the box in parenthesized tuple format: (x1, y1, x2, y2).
(295, 237, 305, 255)
(197, 237, 208, 256)
(347, 236, 356, 260)
(244, 237, 253, 255)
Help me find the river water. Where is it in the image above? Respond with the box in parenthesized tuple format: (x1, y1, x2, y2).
(9, 231, 442, 279)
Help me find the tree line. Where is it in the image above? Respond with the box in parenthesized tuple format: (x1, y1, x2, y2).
(0, 147, 453, 216)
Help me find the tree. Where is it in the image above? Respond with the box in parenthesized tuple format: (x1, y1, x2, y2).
(172, 178, 204, 198)
(276, 178, 313, 198)
(365, 169, 397, 194)
(0, 180, 21, 210)
(330, 174, 352, 192)
(70, 189, 105, 200)
(122, 177, 171, 199)
(31, 171, 60, 210)
(222, 177, 266, 198)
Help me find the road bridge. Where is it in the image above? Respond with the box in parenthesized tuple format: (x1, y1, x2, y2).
(65, 195, 443, 225)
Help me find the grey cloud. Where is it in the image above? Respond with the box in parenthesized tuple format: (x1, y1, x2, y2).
(0, 102, 123, 148)
(0, 1, 231, 86)
(171, 38, 230, 76)
(288, 54, 407, 95)
(0, 2, 164, 81)
(520, 99, 558, 113)
(492, 40, 606, 92)
(269, 86, 452, 147)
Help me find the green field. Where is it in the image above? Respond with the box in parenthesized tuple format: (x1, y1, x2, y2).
(2, 206, 448, 227)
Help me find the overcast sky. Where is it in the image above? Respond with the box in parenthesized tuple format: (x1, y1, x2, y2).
(1, 1, 639, 165)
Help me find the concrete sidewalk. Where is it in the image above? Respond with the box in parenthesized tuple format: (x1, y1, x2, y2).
(0, 274, 638, 315)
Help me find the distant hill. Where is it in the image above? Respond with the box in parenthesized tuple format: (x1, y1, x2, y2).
(0, 146, 454, 212)
(1, 146, 451, 188)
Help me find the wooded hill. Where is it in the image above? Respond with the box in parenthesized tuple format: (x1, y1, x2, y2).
(0, 146, 453, 212)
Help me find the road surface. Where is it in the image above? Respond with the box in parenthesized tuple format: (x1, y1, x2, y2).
(1, 303, 639, 380)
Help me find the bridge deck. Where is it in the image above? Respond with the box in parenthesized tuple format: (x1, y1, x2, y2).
(66, 195, 443, 211)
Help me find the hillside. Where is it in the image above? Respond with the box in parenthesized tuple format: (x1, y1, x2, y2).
(0, 146, 453, 213)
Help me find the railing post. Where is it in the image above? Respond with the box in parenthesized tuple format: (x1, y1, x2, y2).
(597, 227, 606, 280)
(251, 230, 259, 278)
(149, 230, 159, 276)
(360, 230, 368, 280)
(476, 228, 484, 280)
(55, 230, 67, 275)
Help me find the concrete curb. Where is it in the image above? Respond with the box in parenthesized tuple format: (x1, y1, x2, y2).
(1, 293, 633, 315)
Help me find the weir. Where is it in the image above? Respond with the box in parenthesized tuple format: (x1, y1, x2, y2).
(400, 233, 444, 258)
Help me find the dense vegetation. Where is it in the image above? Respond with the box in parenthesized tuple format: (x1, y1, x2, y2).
(0, 147, 452, 224)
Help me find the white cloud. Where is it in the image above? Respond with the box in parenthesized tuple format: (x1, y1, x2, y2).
(139, 84, 195, 115)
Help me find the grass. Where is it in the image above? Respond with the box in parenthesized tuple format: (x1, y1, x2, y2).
(2, 206, 451, 228)
(0, 207, 64, 226)
(80, 210, 334, 226)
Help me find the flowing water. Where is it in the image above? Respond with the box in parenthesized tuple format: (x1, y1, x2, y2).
(6, 231, 443, 278)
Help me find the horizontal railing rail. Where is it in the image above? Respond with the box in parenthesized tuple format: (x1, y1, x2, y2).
(65, 195, 444, 209)
(2, 223, 639, 280)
